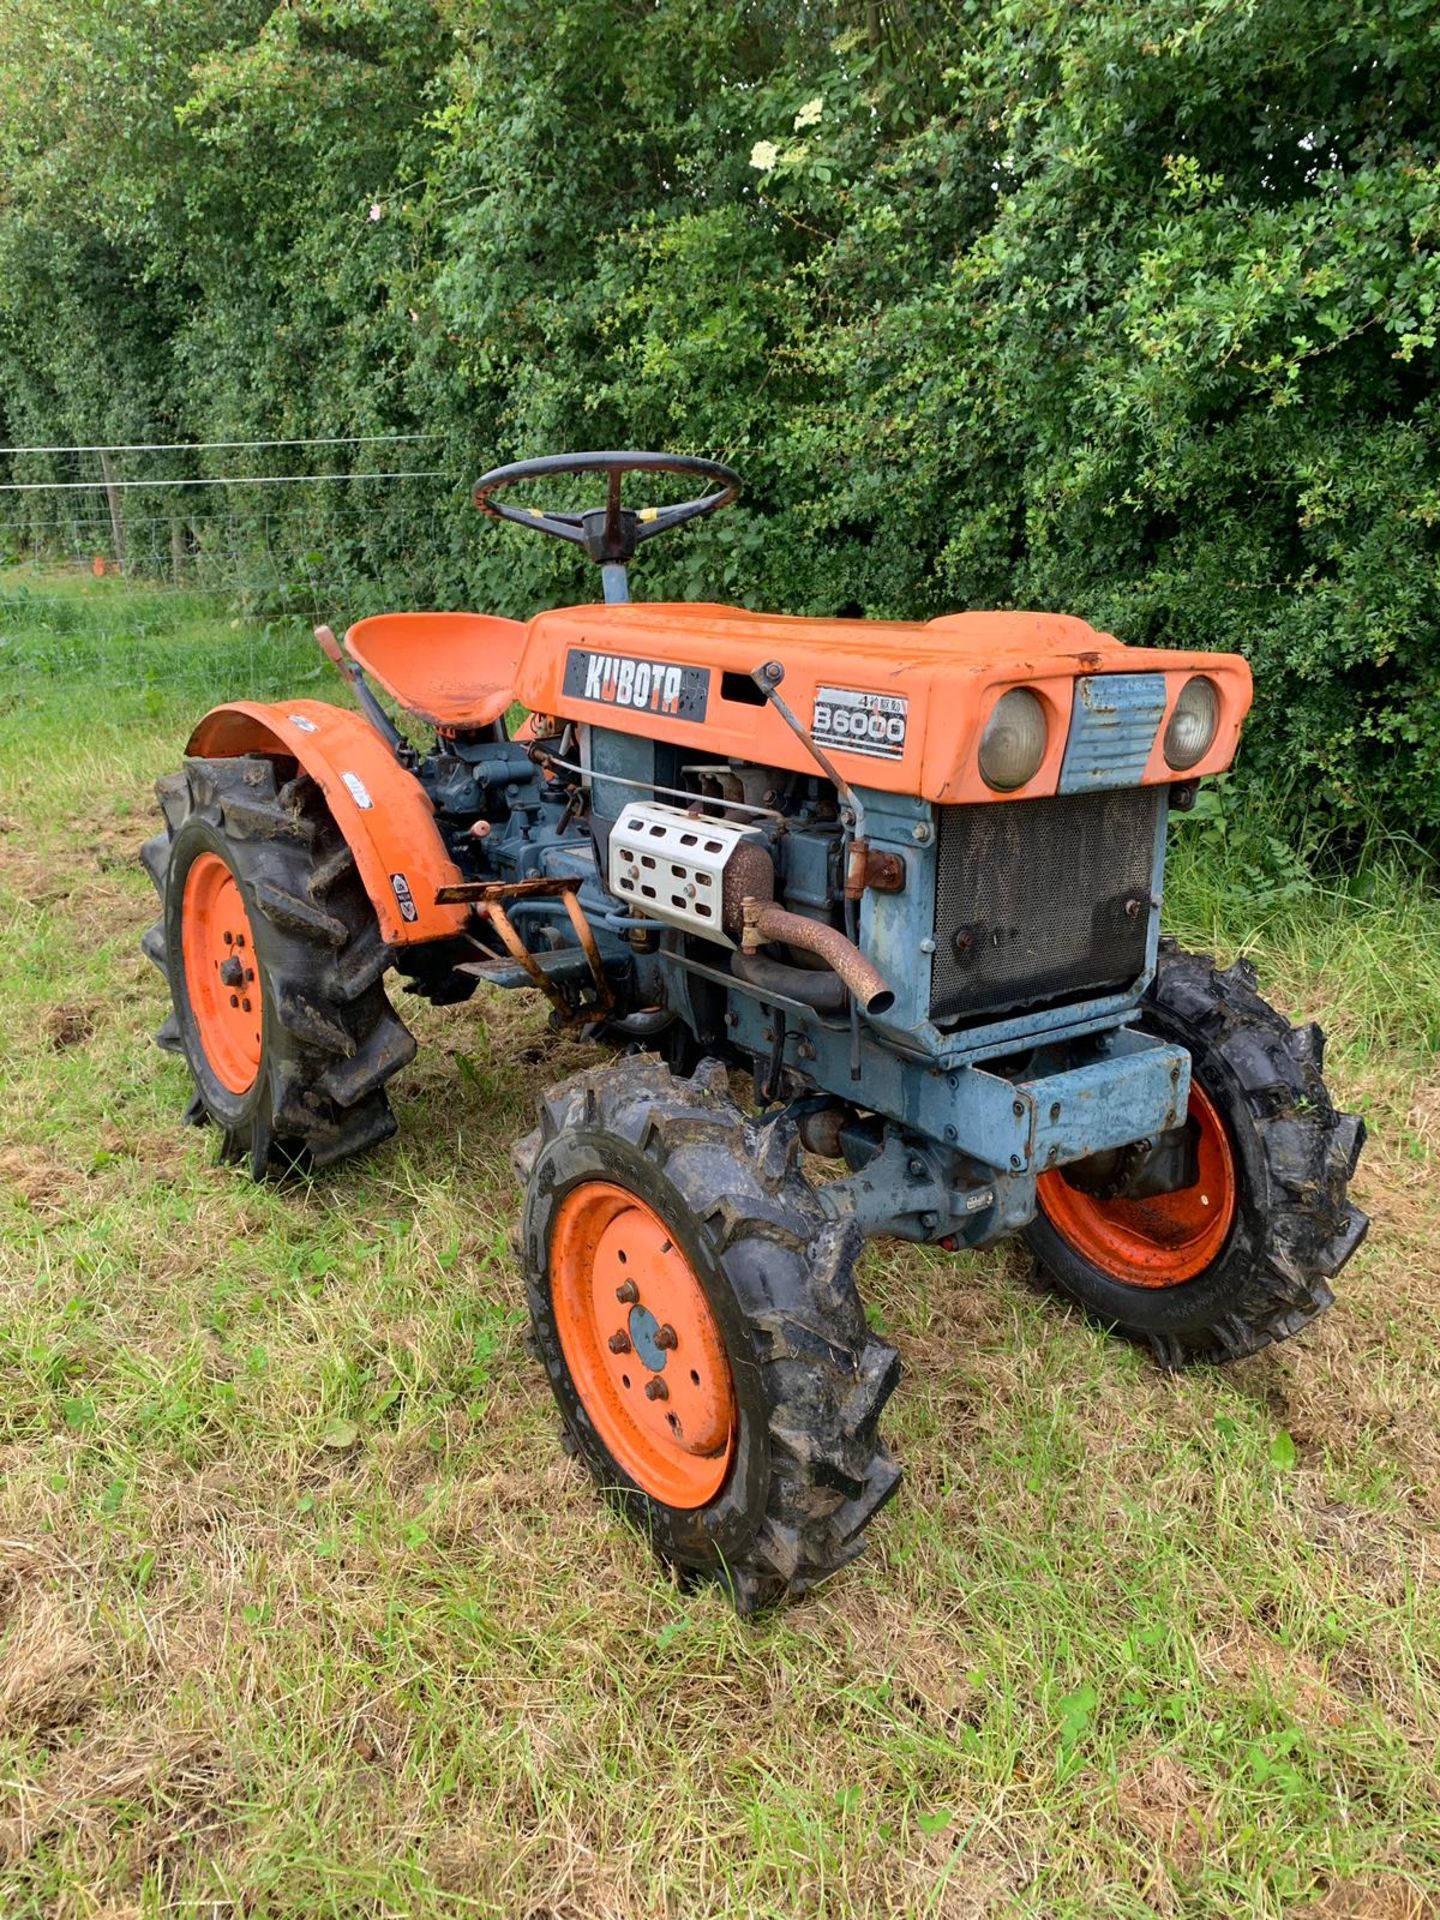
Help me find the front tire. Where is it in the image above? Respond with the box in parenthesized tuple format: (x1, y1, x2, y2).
(515, 1056, 902, 1612)
(141, 755, 416, 1177)
(1026, 945, 1367, 1368)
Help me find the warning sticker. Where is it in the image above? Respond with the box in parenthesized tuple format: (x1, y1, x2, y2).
(390, 872, 418, 923)
(812, 685, 909, 760)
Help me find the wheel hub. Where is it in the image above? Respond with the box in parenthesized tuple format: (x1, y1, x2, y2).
(626, 1302, 669, 1372)
(549, 1182, 735, 1508)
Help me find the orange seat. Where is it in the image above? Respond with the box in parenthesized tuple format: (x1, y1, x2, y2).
(343, 612, 524, 732)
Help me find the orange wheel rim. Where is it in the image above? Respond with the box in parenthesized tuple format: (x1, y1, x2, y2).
(1037, 1081, 1238, 1288)
(181, 851, 263, 1096)
(550, 1182, 736, 1508)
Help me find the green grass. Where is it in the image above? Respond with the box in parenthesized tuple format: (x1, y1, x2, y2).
(1, 570, 1437, 1918)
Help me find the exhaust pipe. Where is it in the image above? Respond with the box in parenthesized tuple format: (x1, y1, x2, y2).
(740, 900, 896, 1018)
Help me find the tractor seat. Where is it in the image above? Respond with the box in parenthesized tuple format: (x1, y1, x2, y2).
(343, 612, 524, 733)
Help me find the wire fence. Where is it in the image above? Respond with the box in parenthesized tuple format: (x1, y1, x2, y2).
(0, 439, 478, 706)
(0, 438, 464, 592)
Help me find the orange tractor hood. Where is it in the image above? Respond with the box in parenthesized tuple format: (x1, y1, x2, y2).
(513, 603, 1252, 805)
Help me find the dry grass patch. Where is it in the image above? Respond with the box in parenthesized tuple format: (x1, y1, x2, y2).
(0, 574, 1437, 1915)
(0, 1564, 101, 1742)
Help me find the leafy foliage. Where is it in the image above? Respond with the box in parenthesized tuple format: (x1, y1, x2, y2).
(2, 1, 1438, 838)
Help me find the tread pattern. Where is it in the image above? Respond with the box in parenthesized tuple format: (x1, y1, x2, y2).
(516, 1056, 902, 1612)
(141, 755, 416, 1177)
(1028, 943, 1368, 1367)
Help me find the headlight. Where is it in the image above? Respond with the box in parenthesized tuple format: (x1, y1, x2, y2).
(979, 689, 1048, 791)
(1163, 675, 1220, 770)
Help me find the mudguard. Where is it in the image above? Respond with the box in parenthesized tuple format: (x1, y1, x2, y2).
(185, 699, 469, 946)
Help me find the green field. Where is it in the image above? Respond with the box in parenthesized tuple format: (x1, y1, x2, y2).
(1, 573, 1437, 1918)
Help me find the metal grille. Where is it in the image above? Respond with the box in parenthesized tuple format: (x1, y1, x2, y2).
(930, 788, 1163, 1026)
(1059, 674, 1167, 793)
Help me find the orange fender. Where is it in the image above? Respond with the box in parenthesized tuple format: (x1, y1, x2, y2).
(185, 699, 470, 947)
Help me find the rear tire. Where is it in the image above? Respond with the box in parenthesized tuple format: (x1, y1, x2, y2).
(141, 755, 416, 1177)
(1026, 944, 1367, 1367)
(515, 1056, 902, 1612)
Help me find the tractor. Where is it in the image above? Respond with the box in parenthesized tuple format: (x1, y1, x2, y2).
(141, 452, 1368, 1611)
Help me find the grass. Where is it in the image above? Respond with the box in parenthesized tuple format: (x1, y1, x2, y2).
(1, 569, 1438, 1919)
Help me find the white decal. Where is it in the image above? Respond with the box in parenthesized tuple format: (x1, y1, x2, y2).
(288, 713, 318, 734)
(341, 771, 374, 810)
(573, 651, 693, 715)
(812, 684, 909, 760)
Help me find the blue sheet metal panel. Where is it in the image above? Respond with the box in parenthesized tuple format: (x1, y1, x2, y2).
(1059, 674, 1168, 794)
(723, 983, 1190, 1175)
(856, 782, 937, 1036)
(1021, 1026, 1191, 1171)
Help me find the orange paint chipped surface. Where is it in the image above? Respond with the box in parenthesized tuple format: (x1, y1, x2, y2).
(185, 700, 469, 946)
(343, 612, 524, 732)
(513, 602, 1252, 803)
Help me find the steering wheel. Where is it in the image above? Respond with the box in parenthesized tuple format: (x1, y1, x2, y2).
(472, 451, 741, 566)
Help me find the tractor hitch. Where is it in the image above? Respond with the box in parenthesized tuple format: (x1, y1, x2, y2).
(437, 875, 613, 1024)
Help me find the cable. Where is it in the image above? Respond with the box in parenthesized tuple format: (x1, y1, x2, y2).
(0, 434, 436, 456)
(0, 471, 453, 492)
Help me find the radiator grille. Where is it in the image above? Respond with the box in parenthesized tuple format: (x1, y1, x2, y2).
(930, 788, 1163, 1026)
(1059, 674, 1167, 793)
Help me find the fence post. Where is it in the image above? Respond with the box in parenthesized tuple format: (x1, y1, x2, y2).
(98, 449, 127, 571)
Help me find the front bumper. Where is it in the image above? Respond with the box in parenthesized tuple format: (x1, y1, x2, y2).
(1007, 1026, 1192, 1174)
(812, 1025, 1194, 1246)
(862, 1022, 1192, 1177)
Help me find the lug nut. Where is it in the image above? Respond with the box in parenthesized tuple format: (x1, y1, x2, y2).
(654, 1325, 678, 1351)
(615, 1280, 639, 1305)
(608, 1331, 631, 1354)
(644, 1378, 669, 1402)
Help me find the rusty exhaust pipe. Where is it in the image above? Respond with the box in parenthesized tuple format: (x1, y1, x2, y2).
(740, 900, 896, 1018)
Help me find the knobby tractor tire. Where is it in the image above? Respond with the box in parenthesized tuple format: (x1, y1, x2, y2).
(1026, 943, 1368, 1368)
(140, 755, 416, 1177)
(514, 1056, 902, 1613)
